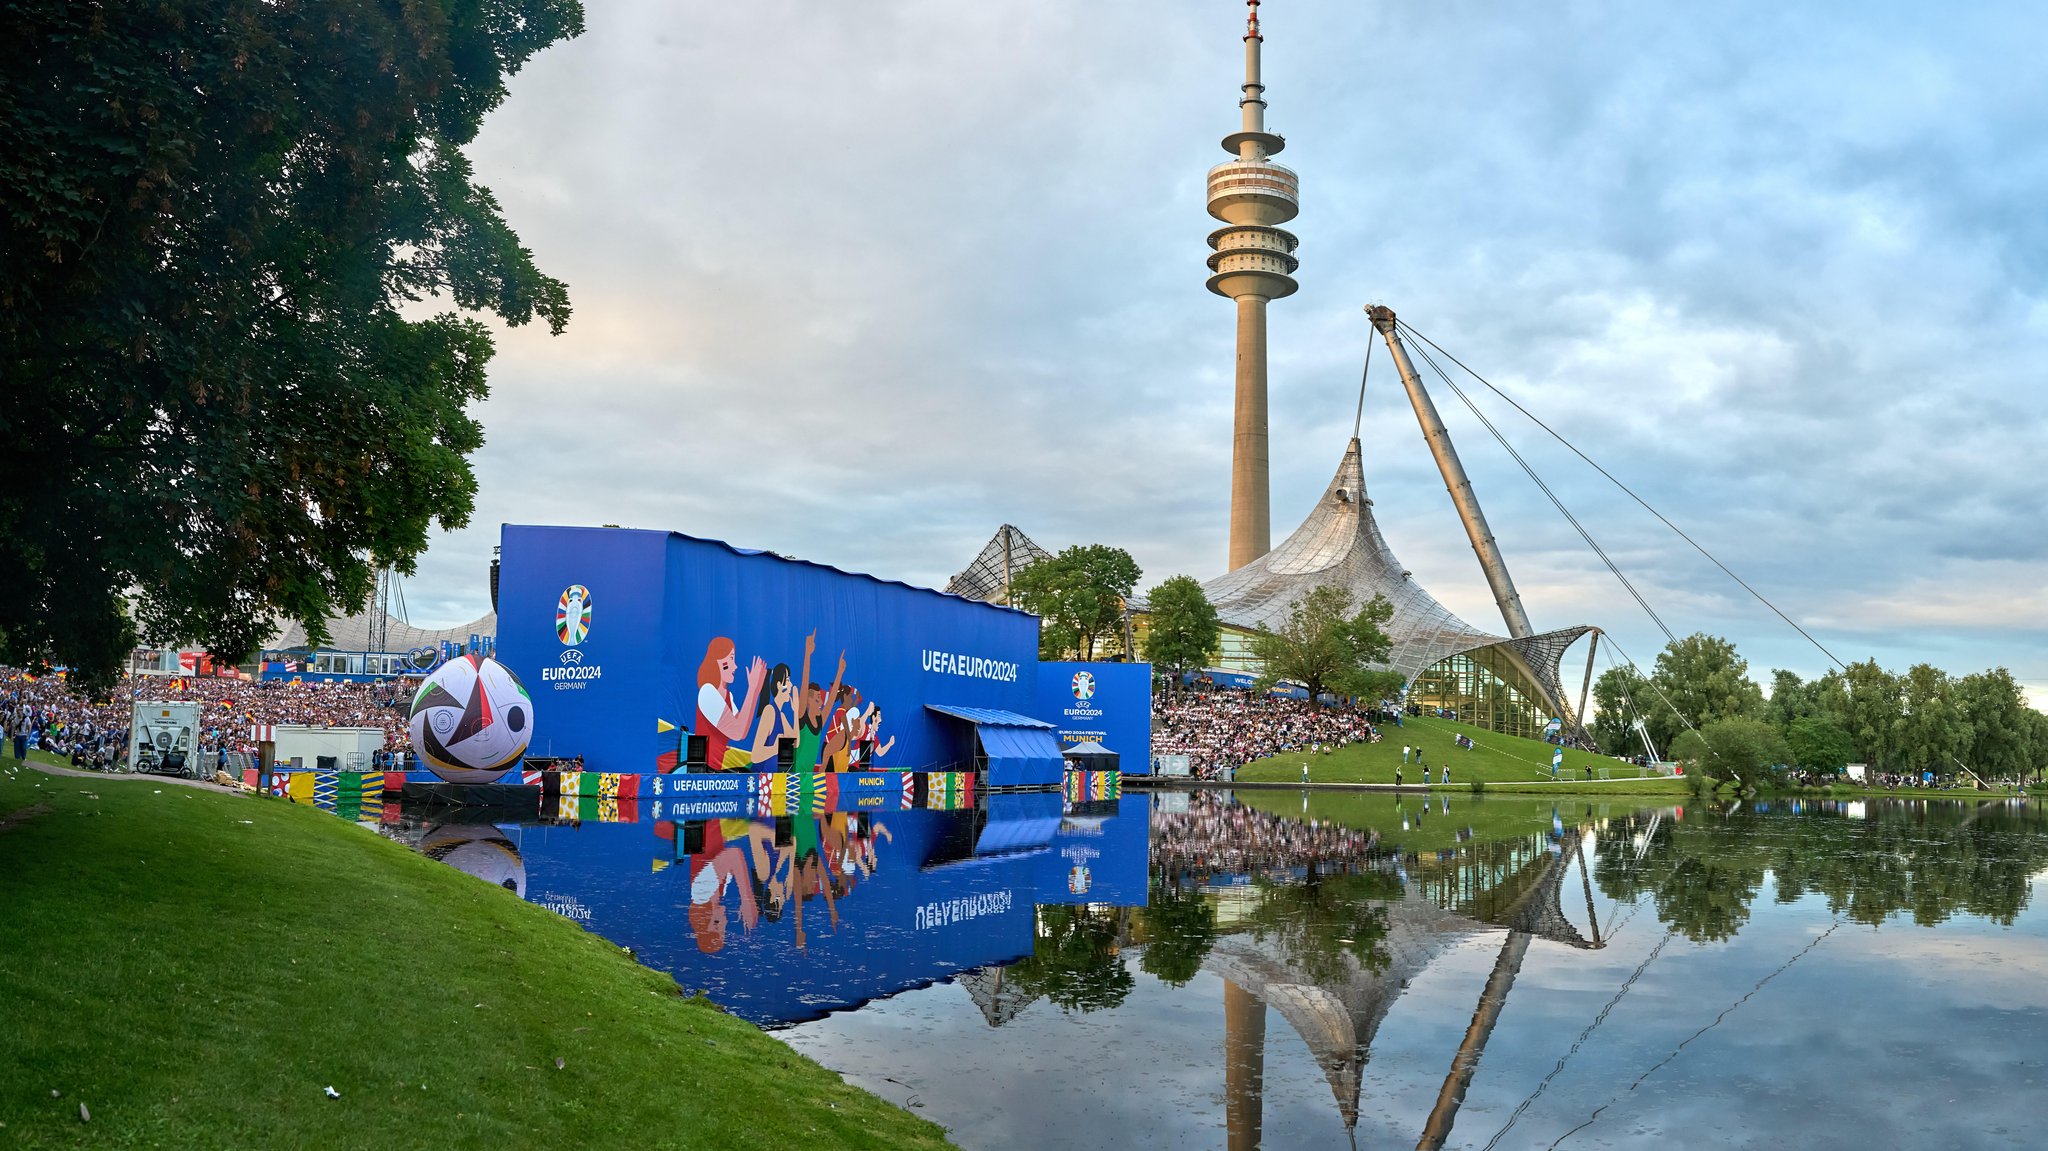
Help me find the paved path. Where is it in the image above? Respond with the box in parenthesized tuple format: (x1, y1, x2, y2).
(9, 758, 240, 794)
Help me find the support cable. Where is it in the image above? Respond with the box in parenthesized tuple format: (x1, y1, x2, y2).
(1354, 336, 1373, 441)
(1399, 324, 1753, 777)
(1401, 331, 1676, 646)
(1397, 322, 1846, 671)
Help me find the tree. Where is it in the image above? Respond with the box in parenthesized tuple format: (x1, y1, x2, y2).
(1668, 716, 1791, 783)
(1764, 669, 1821, 728)
(1590, 665, 1652, 756)
(1892, 663, 1970, 777)
(1, 1, 583, 689)
(1141, 575, 1220, 690)
(1009, 544, 1141, 661)
(1814, 660, 1902, 770)
(1248, 587, 1394, 707)
(1955, 668, 2032, 779)
(1785, 715, 1855, 771)
(1644, 634, 1765, 751)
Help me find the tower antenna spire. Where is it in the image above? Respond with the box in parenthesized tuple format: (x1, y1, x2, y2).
(1209, 0, 1299, 571)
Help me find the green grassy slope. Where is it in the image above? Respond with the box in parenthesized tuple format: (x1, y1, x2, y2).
(1236, 789, 1668, 855)
(0, 765, 950, 1151)
(1233, 713, 1679, 790)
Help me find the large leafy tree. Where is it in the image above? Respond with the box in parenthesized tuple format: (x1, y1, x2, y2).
(1, 0, 583, 689)
(1785, 715, 1856, 772)
(1010, 544, 1141, 661)
(1590, 664, 1652, 756)
(1644, 633, 1764, 750)
(1140, 574, 1219, 690)
(1668, 716, 1791, 785)
(1954, 668, 2032, 778)
(1764, 668, 1821, 728)
(1249, 586, 1394, 707)
(1895, 663, 1970, 777)
(1813, 660, 1903, 769)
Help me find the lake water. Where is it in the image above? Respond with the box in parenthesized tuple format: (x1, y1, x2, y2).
(387, 786, 2048, 1149)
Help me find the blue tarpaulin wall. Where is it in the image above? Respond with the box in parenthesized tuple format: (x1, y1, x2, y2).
(498, 526, 1044, 775)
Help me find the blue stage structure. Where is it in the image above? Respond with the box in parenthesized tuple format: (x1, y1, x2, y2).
(494, 525, 1148, 789)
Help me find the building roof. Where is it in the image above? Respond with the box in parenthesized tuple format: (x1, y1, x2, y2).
(1202, 438, 1590, 711)
(943, 525, 1052, 604)
(263, 608, 497, 656)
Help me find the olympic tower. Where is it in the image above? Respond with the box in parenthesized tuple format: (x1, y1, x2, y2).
(1207, 0, 1299, 571)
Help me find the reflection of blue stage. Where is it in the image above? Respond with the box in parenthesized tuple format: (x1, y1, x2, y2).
(408, 790, 1150, 1025)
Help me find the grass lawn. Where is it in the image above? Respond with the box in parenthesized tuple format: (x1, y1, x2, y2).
(1234, 713, 1681, 790)
(0, 762, 950, 1150)
(1236, 789, 1672, 855)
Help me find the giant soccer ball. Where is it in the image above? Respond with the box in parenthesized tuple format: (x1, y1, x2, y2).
(408, 655, 534, 784)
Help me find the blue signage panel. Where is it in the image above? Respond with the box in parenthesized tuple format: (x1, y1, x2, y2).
(1037, 661, 1153, 774)
(497, 527, 673, 774)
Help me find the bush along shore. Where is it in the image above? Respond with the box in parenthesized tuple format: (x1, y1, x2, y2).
(0, 762, 951, 1150)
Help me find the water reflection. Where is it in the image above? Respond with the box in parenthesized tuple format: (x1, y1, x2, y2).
(381, 788, 2048, 1149)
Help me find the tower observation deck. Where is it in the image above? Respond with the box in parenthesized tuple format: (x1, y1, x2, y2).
(1211, 0, 1299, 572)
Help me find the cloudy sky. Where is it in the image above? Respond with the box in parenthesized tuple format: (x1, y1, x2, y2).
(405, 0, 2048, 702)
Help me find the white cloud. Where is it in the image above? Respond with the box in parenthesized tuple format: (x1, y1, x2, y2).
(396, 0, 2048, 699)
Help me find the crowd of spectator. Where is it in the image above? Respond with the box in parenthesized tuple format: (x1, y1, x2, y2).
(1153, 688, 1383, 779)
(1151, 792, 1380, 881)
(1, 669, 416, 771)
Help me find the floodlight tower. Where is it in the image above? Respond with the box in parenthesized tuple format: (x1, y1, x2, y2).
(1208, 0, 1300, 572)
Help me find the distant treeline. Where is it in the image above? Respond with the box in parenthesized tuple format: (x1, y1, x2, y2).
(1591, 634, 2044, 782)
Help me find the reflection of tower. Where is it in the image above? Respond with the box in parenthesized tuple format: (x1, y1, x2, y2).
(1224, 979, 1268, 1151)
(1209, 0, 1300, 572)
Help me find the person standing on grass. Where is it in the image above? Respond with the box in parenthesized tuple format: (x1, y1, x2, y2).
(1403, 744, 1410, 764)
(1444, 765, 1451, 786)
(1423, 764, 1431, 786)
(1395, 765, 1403, 788)
(1301, 761, 1310, 785)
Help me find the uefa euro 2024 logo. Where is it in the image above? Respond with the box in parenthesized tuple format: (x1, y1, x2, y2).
(556, 584, 591, 646)
(1071, 670, 1096, 701)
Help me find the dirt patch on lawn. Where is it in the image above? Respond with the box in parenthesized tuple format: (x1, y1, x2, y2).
(0, 802, 52, 833)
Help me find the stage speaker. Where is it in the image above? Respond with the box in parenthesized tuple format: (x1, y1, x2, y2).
(777, 737, 796, 769)
(685, 734, 709, 770)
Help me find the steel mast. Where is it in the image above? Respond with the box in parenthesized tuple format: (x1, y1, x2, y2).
(1366, 305, 1534, 639)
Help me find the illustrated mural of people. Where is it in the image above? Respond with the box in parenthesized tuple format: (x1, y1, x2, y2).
(793, 632, 845, 774)
(743, 663, 797, 766)
(822, 685, 861, 772)
(694, 638, 767, 772)
(850, 703, 895, 768)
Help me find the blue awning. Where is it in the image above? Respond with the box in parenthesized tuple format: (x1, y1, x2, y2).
(926, 704, 1064, 788)
(924, 704, 1054, 729)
